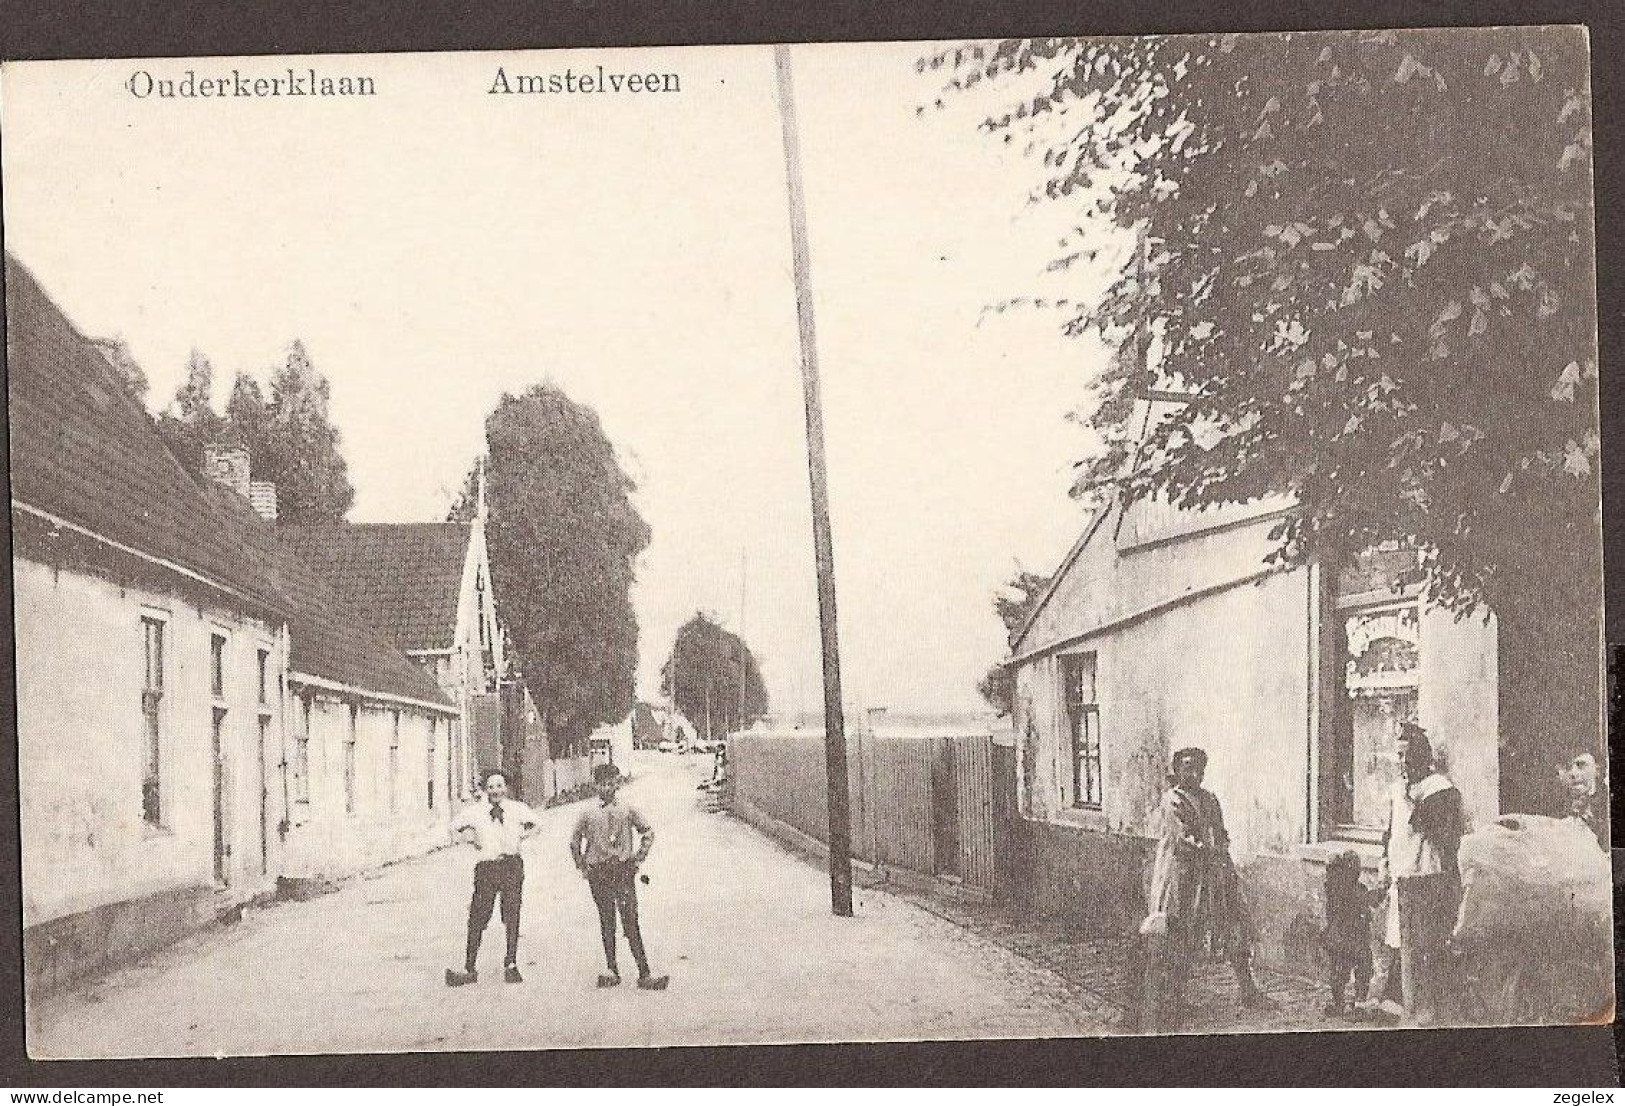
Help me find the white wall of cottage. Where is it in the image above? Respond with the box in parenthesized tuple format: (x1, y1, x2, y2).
(17, 550, 465, 937)
(1015, 566, 1314, 860)
(279, 689, 456, 879)
(1012, 508, 1500, 865)
(14, 556, 284, 927)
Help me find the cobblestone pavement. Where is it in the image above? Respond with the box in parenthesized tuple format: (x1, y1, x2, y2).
(889, 893, 1369, 1037)
(737, 808, 1380, 1038)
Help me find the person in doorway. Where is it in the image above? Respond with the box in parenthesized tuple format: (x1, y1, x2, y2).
(570, 762, 669, 990)
(1142, 747, 1274, 1029)
(445, 771, 539, 986)
(1364, 723, 1465, 1022)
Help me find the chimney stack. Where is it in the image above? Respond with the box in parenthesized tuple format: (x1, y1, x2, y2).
(203, 441, 278, 523)
(203, 442, 251, 499)
(249, 482, 279, 523)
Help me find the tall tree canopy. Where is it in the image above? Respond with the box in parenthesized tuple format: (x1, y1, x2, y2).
(457, 383, 652, 750)
(156, 348, 228, 475)
(930, 28, 1601, 787)
(262, 339, 355, 522)
(660, 612, 769, 739)
(154, 340, 356, 522)
(977, 569, 1053, 716)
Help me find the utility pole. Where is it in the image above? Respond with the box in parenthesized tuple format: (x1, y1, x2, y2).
(774, 43, 854, 917)
(739, 548, 749, 727)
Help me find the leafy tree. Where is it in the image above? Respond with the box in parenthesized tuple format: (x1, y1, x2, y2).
(456, 383, 652, 751)
(225, 371, 272, 450)
(977, 569, 1053, 716)
(928, 28, 1601, 804)
(262, 339, 355, 522)
(155, 348, 227, 472)
(150, 342, 354, 522)
(659, 612, 769, 739)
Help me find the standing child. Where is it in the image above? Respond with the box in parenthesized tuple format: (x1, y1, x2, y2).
(1321, 849, 1375, 1016)
(570, 763, 670, 990)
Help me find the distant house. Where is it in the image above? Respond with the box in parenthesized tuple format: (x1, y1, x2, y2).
(588, 715, 635, 768)
(275, 485, 572, 807)
(652, 706, 698, 745)
(7, 255, 458, 995)
(1006, 483, 1518, 972)
(631, 702, 664, 749)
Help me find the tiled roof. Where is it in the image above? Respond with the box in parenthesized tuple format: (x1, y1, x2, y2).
(278, 523, 470, 652)
(5, 254, 285, 613)
(194, 488, 452, 708)
(7, 253, 451, 711)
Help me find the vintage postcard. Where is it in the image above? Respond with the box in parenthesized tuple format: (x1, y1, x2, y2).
(1, 30, 1609, 1060)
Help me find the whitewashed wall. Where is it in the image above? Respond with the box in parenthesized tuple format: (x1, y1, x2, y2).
(15, 558, 284, 926)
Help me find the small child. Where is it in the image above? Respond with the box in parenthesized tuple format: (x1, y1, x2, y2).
(1321, 849, 1375, 1016)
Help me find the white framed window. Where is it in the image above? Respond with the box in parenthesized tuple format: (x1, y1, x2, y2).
(1062, 652, 1103, 810)
(292, 693, 313, 806)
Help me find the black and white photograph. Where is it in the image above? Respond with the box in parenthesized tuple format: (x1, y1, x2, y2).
(0, 27, 1610, 1060)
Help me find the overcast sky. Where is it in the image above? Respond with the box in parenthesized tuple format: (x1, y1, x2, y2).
(2, 43, 1121, 716)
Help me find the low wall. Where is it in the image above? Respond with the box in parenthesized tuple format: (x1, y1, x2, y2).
(1019, 816, 1322, 977)
(24, 884, 219, 999)
(519, 746, 591, 806)
(1021, 819, 1154, 938)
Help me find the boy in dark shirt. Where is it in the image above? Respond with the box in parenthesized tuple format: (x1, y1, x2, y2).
(569, 763, 669, 990)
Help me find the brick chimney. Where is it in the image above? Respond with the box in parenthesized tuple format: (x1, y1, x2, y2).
(203, 442, 278, 523)
(203, 442, 251, 499)
(249, 482, 279, 523)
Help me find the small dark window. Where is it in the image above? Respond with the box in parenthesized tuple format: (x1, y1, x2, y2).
(388, 710, 401, 814)
(426, 718, 438, 810)
(141, 618, 165, 825)
(344, 703, 359, 814)
(210, 634, 227, 700)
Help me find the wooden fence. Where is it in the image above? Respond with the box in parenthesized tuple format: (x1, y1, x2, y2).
(730, 731, 1001, 895)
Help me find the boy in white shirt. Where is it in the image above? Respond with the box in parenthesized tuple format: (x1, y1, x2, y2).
(446, 772, 539, 986)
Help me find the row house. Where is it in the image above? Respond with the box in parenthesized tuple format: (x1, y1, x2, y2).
(7, 255, 462, 997)
(278, 506, 550, 804)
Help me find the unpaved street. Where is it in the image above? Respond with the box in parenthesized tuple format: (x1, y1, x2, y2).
(29, 751, 1107, 1058)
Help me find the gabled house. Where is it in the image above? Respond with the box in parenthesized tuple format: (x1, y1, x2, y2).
(1004, 481, 1541, 973)
(8, 255, 458, 996)
(631, 701, 664, 749)
(278, 512, 516, 801)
